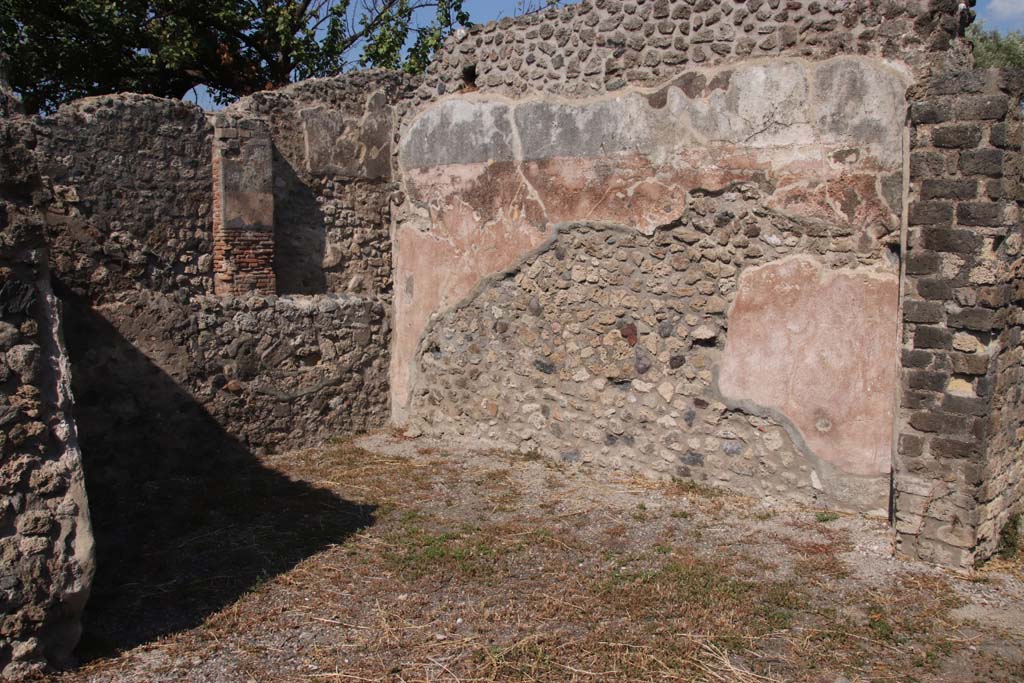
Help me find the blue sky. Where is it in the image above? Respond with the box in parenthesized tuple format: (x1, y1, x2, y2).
(976, 0, 1024, 32)
(463, 0, 528, 23)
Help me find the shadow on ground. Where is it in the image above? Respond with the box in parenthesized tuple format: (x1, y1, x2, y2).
(57, 290, 375, 658)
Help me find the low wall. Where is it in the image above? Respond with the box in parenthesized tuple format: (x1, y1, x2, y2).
(63, 290, 388, 457)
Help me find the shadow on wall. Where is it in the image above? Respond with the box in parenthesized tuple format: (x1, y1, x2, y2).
(273, 152, 327, 295)
(54, 286, 375, 657)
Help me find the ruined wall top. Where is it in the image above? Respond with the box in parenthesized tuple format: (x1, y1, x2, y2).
(29, 94, 212, 302)
(226, 69, 420, 181)
(415, 0, 971, 103)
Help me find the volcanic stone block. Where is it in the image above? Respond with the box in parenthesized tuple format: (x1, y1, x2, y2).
(948, 307, 996, 331)
(954, 95, 1010, 121)
(910, 99, 952, 124)
(959, 149, 1004, 177)
(931, 124, 983, 149)
(956, 202, 1004, 227)
(920, 227, 982, 254)
(909, 202, 955, 226)
(914, 325, 953, 349)
(921, 179, 978, 201)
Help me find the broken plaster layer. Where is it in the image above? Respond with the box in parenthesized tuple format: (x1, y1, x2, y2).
(718, 255, 899, 485)
(0, 258, 96, 678)
(299, 89, 393, 179)
(392, 55, 910, 419)
(407, 210, 897, 512)
(35, 277, 95, 671)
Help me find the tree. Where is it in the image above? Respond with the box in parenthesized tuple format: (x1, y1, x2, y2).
(514, 0, 562, 16)
(968, 22, 1024, 70)
(0, 0, 469, 114)
(360, 0, 467, 73)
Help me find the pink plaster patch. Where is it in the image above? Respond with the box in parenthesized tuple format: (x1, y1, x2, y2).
(391, 202, 548, 411)
(718, 256, 899, 477)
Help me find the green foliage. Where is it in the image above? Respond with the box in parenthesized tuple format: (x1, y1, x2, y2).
(385, 513, 496, 578)
(0, 0, 470, 113)
(358, 0, 415, 70)
(361, 0, 468, 74)
(815, 511, 840, 523)
(867, 606, 898, 642)
(968, 22, 1024, 70)
(997, 513, 1021, 560)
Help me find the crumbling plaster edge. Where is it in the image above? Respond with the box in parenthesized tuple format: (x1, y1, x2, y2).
(399, 190, 905, 412)
(403, 217, 591, 409)
(402, 225, 894, 516)
(398, 54, 915, 139)
(35, 261, 95, 667)
(711, 363, 891, 515)
(392, 54, 915, 238)
(714, 252, 900, 514)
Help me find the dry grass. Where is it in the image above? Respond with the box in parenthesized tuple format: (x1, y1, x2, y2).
(980, 555, 1024, 582)
(54, 436, 1024, 683)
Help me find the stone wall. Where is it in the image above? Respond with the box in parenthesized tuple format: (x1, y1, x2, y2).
(894, 67, 1024, 567)
(392, 0, 966, 423)
(36, 94, 214, 302)
(418, 0, 964, 101)
(985, 218, 1024, 556)
(394, 51, 910, 511)
(0, 98, 94, 679)
(412, 209, 898, 511)
(31, 86, 394, 454)
(64, 290, 388, 456)
(983, 161, 1024, 561)
(393, 0, 1024, 558)
(980, 84, 1024, 561)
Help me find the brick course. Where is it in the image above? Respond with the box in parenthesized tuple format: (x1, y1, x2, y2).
(212, 114, 276, 295)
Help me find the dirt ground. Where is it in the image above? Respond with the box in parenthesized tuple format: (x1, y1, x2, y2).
(49, 431, 1024, 683)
